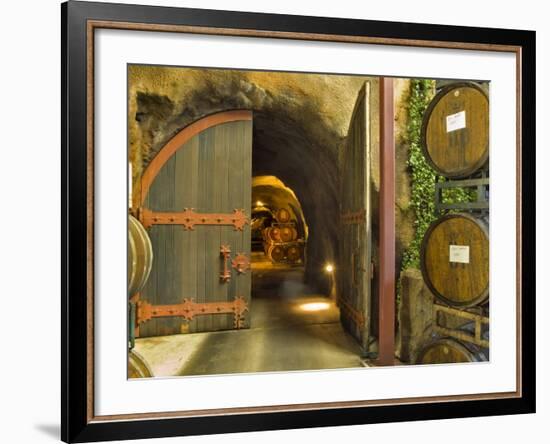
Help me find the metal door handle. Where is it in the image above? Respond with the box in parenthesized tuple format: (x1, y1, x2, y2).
(220, 245, 231, 282)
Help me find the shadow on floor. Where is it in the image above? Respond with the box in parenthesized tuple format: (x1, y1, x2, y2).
(134, 252, 363, 377)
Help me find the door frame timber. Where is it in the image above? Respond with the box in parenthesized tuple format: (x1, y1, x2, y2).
(377, 77, 396, 366)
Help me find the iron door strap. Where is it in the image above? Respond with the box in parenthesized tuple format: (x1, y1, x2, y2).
(138, 207, 249, 231)
(341, 209, 366, 225)
(136, 296, 249, 329)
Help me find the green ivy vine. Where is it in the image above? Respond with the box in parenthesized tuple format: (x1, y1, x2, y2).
(400, 79, 476, 275)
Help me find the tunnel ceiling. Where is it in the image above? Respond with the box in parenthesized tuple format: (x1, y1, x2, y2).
(128, 67, 373, 176)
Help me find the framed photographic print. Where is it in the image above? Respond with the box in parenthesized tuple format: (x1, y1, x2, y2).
(61, 0, 536, 442)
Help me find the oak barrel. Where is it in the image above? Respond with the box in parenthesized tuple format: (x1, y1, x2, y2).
(128, 349, 154, 378)
(128, 214, 154, 298)
(279, 226, 298, 242)
(285, 243, 303, 263)
(267, 244, 285, 263)
(420, 213, 489, 307)
(416, 337, 488, 364)
(275, 208, 291, 223)
(421, 82, 489, 178)
(264, 227, 282, 242)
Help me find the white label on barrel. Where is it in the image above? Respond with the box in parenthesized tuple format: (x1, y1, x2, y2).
(446, 110, 466, 133)
(449, 245, 470, 264)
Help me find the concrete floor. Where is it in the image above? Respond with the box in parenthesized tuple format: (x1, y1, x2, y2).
(134, 253, 364, 377)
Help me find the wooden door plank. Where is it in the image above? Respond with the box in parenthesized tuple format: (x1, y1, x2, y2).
(196, 129, 210, 332)
(216, 123, 231, 330)
(240, 121, 252, 327)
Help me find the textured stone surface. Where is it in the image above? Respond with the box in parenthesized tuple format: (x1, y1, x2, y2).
(396, 268, 434, 363)
(128, 66, 414, 293)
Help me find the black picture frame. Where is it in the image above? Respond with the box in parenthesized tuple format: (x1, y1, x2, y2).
(62, 1, 536, 442)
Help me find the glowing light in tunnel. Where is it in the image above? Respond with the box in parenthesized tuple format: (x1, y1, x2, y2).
(324, 263, 334, 273)
(255, 200, 264, 207)
(299, 302, 331, 312)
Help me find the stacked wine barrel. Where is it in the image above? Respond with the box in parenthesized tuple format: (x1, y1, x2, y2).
(420, 213, 489, 308)
(262, 208, 305, 264)
(417, 321, 489, 365)
(420, 82, 489, 179)
(128, 349, 154, 378)
(417, 82, 490, 364)
(127, 214, 154, 377)
(128, 214, 154, 298)
(417, 334, 488, 365)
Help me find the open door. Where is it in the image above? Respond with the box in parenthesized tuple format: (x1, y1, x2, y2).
(339, 82, 373, 353)
(135, 110, 253, 337)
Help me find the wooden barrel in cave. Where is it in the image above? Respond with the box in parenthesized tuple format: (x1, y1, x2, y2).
(285, 243, 303, 263)
(128, 349, 154, 378)
(279, 226, 298, 242)
(267, 244, 285, 263)
(420, 213, 489, 307)
(421, 82, 489, 178)
(275, 208, 291, 223)
(128, 214, 153, 298)
(264, 226, 282, 242)
(416, 337, 488, 364)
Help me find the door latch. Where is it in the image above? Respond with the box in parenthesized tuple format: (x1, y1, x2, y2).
(220, 245, 250, 282)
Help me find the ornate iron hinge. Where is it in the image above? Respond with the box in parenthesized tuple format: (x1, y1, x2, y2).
(138, 207, 249, 231)
(136, 296, 249, 329)
(231, 253, 250, 274)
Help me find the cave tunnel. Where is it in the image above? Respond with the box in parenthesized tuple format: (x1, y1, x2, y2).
(251, 111, 339, 298)
(247, 110, 341, 340)
(129, 67, 379, 376)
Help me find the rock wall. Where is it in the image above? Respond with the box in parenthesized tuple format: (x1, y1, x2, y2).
(129, 66, 415, 293)
(396, 268, 434, 363)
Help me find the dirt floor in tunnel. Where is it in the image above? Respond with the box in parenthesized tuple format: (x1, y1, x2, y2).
(134, 253, 364, 377)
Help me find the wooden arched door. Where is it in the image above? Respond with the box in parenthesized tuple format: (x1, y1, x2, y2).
(134, 110, 253, 337)
(339, 82, 374, 353)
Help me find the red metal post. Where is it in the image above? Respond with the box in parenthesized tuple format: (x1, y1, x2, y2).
(377, 77, 396, 366)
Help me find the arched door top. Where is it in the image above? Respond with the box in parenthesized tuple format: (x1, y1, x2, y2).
(140, 110, 253, 205)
